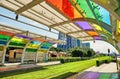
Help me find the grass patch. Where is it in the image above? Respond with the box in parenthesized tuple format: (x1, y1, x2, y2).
(0, 56, 109, 79)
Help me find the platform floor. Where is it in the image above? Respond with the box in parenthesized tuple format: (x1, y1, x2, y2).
(0, 61, 60, 72)
(68, 62, 119, 79)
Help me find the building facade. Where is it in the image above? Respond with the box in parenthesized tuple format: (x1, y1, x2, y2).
(57, 32, 81, 50)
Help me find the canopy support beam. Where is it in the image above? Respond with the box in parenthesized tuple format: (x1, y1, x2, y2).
(15, 0, 44, 14)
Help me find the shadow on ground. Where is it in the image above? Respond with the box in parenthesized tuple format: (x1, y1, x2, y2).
(50, 72, 77, 79)
(76, 71, 119, 79)
(0, 66, 47, 78)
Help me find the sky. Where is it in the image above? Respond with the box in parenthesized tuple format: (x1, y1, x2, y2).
(0, 7, 119, 54)
(0, 7, 58, 39)
(85, 40, 119, 54)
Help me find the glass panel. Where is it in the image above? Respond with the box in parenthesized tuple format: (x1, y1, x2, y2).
(0, 46, 4, 51)
(116, 20, 120, 35)
(90, 1, 111, 25)
(10, 37, 29, 44)
(94, 36, 102, 40)
(75, 22, 93, 30)
(115, 8, 120, 17)
(74, 7, 83, 18)
(25, 48, 37, 52)
(0, 34, 11, 41)
(17, 34, 32, 40)
(9, 42, 26, 47)
(91, 24, 102, 31)
(113, 18, 117, 33)
(27, 41, 41, 49)
(75, 0, 95, 18)
(9, 35, 30, 47)
(38, 49, 48, 53)
(33, 37, 46, 42)
(46, 0, 82, 19)
(40, 42, 53, 49)
(86, 31, 99, 36)
(0, 40, 7, 45)
(62, 0, 74, 19)
(100, 34, 107, 40)
(46, 0, 63, 10)
(91, 23, 112, 34)
(98, 7, 110, 25)
(0, 31, 14, 37)
(103, 29, 112, 37)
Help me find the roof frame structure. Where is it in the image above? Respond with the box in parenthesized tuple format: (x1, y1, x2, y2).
(0, 0, 119, 42)
(0, 23, 63, 44)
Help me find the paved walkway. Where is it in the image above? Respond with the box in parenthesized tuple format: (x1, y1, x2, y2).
(85, 62, 117, 73)
(0, 61, 60, 72)
(68, 62, 119, 79)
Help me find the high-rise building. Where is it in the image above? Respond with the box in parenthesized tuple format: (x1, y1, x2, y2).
(57, 32, 81, 50)
(82, 42, 90, 48)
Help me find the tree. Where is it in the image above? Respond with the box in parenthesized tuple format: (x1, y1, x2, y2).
(71, 50, 84, 57)
(49, 47, 64, 52)
(86, 49, 96, 57)
(87, 50, 92, 57)
(49, 47, 56, 51)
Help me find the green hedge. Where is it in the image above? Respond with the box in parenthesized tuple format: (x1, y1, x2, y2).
(96, 56, 111, 66)
(48, 57, 92, 63)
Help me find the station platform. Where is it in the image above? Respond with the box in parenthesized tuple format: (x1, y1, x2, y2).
(0, 61, 60, 72)
(68, 62, 119, 79)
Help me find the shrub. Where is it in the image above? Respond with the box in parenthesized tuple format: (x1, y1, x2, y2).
(48, 57, 92, 63)
(71, 50, 84, 57)
(96, 56, 111, 66)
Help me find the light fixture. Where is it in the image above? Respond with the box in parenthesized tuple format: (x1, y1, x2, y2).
(93, 39, 95, 43)
(49, 28, 51, 32)
(26, 31, 29, 36)
(15, 14, 19, 20)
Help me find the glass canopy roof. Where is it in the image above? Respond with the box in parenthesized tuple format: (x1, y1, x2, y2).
(0, 24, 62, 49)
(27, 41, 41, 49)
(0, 0, 120, 43)
(9, 35, 31, 47)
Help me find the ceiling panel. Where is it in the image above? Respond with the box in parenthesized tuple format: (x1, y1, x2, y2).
(32, 4, 64, 23)
(28, 9, 55, 24)
(22, 11, 53, 25)
(70, 23, 82, 30)
(40, 1, 68, 21)
(7, 0, 23, 7)
(69, 32, 89, 38)
(53, 26, 68, 33)
(0, 0, 20, 11)
(15, 0, 32, 5)
(78, 37, 93, 41)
